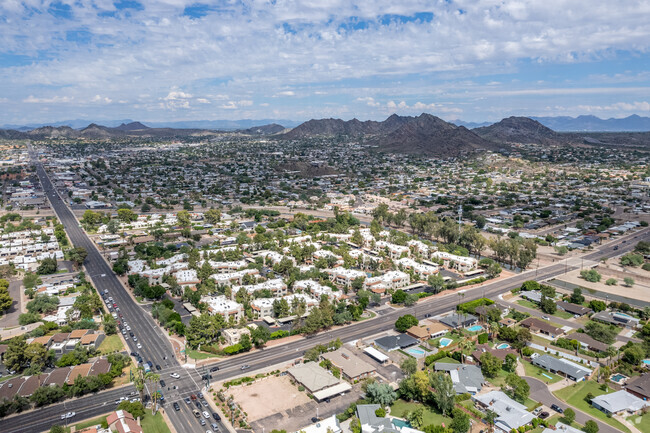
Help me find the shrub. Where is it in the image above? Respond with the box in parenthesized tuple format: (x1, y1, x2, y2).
(580, 269, 601, 282)
(605, 278, 617, 286)
(375, 407, 386, 417)
(478, 333, 489, 344)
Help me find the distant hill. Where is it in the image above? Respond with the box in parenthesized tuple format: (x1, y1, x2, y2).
(279, 113, 413, 139)
(239, 123, 286, 135)
(371, 113, 497, 157)
(473, 116, 566, 145)
(531, 114, 650, 132)
(115, 121, 150, 131)
(450, 119, 492, 129)
(278, 113, 496, 157)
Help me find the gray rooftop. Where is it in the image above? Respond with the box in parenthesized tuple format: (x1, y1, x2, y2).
(532, 354, 591, 380)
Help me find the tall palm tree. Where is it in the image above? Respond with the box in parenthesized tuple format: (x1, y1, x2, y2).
(460, 340, 473, 364)
(489, 322, 500, 342)
(144, 372, 160, 414)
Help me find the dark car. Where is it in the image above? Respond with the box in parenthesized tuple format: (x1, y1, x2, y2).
(173, 402, 180, 411)
(184, 397, 191, 404)
(159, 379, 166, 387)
(212, 412, 221, 421)
(539, 411, 550, 419)
(195, 401, 202, 409)
(155, 364, 161, 371)
(551, 404, 563, 413)
(210, 366, 220, 372)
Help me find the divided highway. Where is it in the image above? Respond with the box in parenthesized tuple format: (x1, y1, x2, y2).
(0, 148, 646, 433)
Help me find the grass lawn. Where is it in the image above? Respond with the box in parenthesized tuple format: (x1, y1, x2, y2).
(64, 415, 107, 433)
(187, 349, 220, 360)
(390, 400, 452, 426)
(428, 333, 462, 348)
(517, 299, 540, 309)
(98, 334, 124, 354)
(486, 367, 512, 388)
(141, 411, 172, 433)
(429, 357, 459, 365)
(522, 360, 563, 384)
(553, 381, 631, 433)
(530, 415, 582, 433)
(628, 413, 650, 433)
(552, 310, 574, 320)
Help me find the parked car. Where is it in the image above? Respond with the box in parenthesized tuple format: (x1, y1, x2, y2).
(203, 411, 210, 419)
(198, 392, 203, 399)
(551, 404, 563, 414)
(212, 412, 221, 421)
(539, 411, 550, 419)
(185, 397, 191, 404)
(170, 373, 180, 379)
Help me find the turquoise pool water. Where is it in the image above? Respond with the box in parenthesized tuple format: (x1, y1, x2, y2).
(405, 347, 426, 357)
(393, 419, 412, 429)
(610, 373, 628, 382)
(439, 337, 453, 347)
(497, 343, 510, 349)
(643, 359, 650, 365)
(467, 325, 484, 332)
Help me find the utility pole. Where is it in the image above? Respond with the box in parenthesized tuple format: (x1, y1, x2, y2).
(458, 204, 462, 234)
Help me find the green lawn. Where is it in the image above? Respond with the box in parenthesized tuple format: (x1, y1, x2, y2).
(390, 400, 452, 426)
(98, 334, 124, 354)
(517, 299, 539, 309)
(628, 413, 650, 433)
(64, 415, 107, 433)
(553, 381, 631, 433)
(552, 310, 574, 320)
(522, 360, 563, 384)
(530, 415, 582, 433)
(141, 411, 172, 433)
(187, 349, 220, 360)
(432, 357, 459, 365)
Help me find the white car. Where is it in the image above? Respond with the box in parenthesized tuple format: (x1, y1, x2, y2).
(66, 412, 75, 418)
(203, 411, 210, 419)
(136, 343, 142, 349)
(126, 326, 131, 331)
(170, 373, 180, 379)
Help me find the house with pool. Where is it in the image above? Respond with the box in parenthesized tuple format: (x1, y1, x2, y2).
(374, 334, 419, 352)
(473, 390, 534, 432)
(531, 354, 592, 382)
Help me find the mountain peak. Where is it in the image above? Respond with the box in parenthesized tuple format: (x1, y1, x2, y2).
(116, 121, 150, 131)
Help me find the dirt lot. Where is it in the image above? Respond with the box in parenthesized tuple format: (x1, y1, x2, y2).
(560, 266, 650, 302)
(228, 375, 310, 422)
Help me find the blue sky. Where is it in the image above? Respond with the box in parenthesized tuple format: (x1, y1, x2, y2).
(1, 0, 649, 125)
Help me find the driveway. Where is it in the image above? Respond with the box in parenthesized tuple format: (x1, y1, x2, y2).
(525, 377, 622, 433)
(0, 279, 23, 328)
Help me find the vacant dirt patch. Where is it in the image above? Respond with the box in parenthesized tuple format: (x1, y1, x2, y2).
(228, 375, 310, 422)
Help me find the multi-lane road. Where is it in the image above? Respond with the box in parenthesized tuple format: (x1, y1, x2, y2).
(0, 148, 647, 433)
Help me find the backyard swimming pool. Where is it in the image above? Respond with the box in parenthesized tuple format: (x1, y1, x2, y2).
(643, 359, 650, 365)
(405, 347, 427, 357)
(439, 337, 453, 347)
(467, 325, 484, 332)
(393, 419, 412, 429)
(496, 343, 510, 349)
(610, 373, 628, 384)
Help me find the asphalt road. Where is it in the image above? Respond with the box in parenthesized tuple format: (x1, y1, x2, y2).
(0, 147, 224, 433)
(0, 280, 23, 328)
(525, 377, 619, 433)
(1, 147, 646, 433)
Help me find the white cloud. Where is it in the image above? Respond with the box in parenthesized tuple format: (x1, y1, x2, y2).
(196, 98, 210, 104)
(23, 95, 74, 104)
(275, 91, 295, 96)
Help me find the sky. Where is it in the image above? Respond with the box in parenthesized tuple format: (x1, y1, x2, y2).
(1, 0, 650, 125)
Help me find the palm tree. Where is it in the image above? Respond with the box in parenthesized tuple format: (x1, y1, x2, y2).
(144, 372, 160, 414)
(460, 339, 473, 364)
(488, 321, 500, 341)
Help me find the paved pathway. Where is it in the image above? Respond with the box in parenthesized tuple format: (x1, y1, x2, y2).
(0, 279, 24, 328)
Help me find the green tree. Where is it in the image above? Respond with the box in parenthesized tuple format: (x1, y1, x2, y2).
(117, 208, 137, 223)
(68, 247, 88, 268)
(0, 281, 12, 313)
(580, 269, 601, 283)
(31, 385, 65, 406)
(604, 278, 617, 286)
(555, 246, 569, 256)
(395, 314, 418, 332)
(449, 408, 470, 433)
(430, 372, 455, 416)
(391, 289, 407, 304)
(204, 208, 221, 225)
(583, 420, 599, 433)
(50, 426, 66, 433)
(570, 288, 585, 304)
(27, 294, 59, 314)
(540, 296, 557, 314)
(365, 382, 396, 407)
(36, 257, 58, 275)
(407, 406, 425, 429)
(185, 314, 223, 349)
(503, 353, 518, 373)
(505, 373, 529, 403)
(177, 210, 191, 227)
(563, 407, 576, 424)
(24, 342, 50, 372)
(22, 272, 42, 290)
(480, 352, 502, 378)
(4, 337, 27, 372)
(624, 277, 635, 287)
(250, 326, 271, 348)
(620, 253, 644, 267)
(427, 274, 446, 293)
(400, 357, 418, 376)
